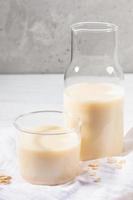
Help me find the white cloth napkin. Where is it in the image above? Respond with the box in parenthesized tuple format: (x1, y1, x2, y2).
(0, 127, 133, 200)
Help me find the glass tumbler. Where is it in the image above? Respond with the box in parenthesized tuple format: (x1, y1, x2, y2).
(14, 111, 81, 185)
(64, 22, 124, 161)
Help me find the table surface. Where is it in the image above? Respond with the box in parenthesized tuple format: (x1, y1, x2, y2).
(0, 74, 133, 200)
(0, 74, 132, 133)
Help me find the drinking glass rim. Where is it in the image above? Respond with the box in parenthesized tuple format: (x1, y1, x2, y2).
(14, 110, 80, 136)
(71, 21, 118, 32)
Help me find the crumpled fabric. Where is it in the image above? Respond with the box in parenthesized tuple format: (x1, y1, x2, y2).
(0, 127, 133, 200)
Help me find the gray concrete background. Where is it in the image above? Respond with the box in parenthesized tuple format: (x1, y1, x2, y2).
(0, 0, 132, 74)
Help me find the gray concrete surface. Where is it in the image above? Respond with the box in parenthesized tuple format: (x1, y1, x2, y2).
(0, 0, 132, 73)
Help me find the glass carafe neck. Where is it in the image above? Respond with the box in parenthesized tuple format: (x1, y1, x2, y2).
(71, 22, 118, 66)
(65, 22, 124, 87)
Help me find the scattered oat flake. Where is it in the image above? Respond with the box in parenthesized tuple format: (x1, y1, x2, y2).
(107, 158, 125, 169)
(89, 171, 96, 176)
(117, 160, 126, 165)
(92, 167, 99, 170)
(88, 165, 99, 171)
(115, 163, 123, 169)
(88, 163, 99, 168)
(0, 176, 12, 180)
(2, 180, 11, 185)
(79, 167, 88, 175)
(0, 175, 12, 185)
(107, 157, 117, 164)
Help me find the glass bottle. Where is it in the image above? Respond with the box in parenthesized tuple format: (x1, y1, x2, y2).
(64, 22, 124, 161)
